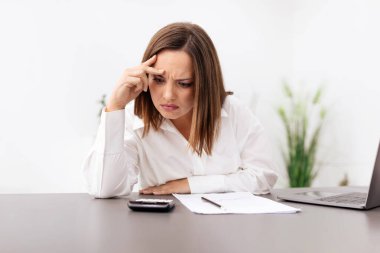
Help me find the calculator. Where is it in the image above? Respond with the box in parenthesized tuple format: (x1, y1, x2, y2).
(127, 198, 175, 212)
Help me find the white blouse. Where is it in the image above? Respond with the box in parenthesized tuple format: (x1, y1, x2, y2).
(82, 96, 278, 198)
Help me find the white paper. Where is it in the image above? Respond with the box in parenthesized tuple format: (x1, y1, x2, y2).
(173, 192, 301, 214)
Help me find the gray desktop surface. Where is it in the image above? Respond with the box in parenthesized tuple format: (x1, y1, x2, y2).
(1, 188, 379, 253)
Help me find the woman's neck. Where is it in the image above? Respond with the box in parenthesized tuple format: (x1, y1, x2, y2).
(170, 115, 192, 141)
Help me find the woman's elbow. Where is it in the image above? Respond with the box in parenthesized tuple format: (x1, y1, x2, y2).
(254, 169, 278, 194)
(86, 185, 133, 199)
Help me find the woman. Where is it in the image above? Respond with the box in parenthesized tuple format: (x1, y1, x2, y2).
(83, 22, 278, 198)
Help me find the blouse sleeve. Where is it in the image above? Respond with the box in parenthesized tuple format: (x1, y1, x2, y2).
(225, 100, 278, 194)
(187, 98, 278, 195)
(82, 108, 139, 198)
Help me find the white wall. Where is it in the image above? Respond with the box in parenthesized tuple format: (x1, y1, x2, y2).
(0, 0, 378, 193)
(290, 0, 380, 186)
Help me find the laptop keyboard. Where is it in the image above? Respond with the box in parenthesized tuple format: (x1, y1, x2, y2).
(317, 192, 367, 205)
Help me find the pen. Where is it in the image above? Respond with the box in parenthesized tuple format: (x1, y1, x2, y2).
(201, 196, 223, 208)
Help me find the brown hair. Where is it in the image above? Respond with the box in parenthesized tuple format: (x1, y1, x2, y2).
(134, 22, 231, 155)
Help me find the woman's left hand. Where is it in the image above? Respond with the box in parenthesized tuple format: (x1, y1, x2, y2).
(139, 178, 190, 195)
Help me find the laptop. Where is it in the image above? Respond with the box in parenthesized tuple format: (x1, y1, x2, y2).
(273, 141, 380, 210)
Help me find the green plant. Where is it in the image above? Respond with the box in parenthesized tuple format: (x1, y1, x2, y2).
(277, 82, 326, 187)
(339, 173, 349, 186)
(97, 94, 107, 118)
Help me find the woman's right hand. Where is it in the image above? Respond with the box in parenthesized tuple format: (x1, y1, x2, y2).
(106, 55, 164, 112)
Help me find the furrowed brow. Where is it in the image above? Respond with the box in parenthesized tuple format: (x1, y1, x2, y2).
(175, 78, 193, 81)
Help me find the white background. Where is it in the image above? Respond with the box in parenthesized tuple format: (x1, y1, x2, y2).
(0, 0, 379, 193)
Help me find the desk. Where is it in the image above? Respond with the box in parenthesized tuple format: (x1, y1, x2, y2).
(1, 190, 379, 253)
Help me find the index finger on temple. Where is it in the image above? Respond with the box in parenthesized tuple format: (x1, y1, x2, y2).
(145, 66, 164, 75)
(142, 55, 157, 67)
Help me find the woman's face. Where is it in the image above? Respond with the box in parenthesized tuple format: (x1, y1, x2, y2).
(149, 49, 195, 125)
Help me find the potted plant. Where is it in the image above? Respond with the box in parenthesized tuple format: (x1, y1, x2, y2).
(97, 94, 107, 119)
(277, 82, 327, 187)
